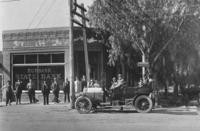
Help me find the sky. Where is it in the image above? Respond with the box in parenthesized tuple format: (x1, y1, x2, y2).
(0, 0, 94, 51)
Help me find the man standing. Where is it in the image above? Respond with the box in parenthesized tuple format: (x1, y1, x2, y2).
(27, 79, 35, 104)
(3, 80, 13, 106)
(63, 78, 70, 103)
(81, 75, 87, 91)
(51, 77, 60, 103)
(41, 80, 50, 105)
(15, 79, 22, 105)
(74, 76, 81, 93)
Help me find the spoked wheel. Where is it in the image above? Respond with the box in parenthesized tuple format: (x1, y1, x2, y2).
(75, 96, 92, 114)
(134, 95, 153, 113)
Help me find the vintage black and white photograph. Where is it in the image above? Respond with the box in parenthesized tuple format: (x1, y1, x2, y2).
(1, 0, 200, 131)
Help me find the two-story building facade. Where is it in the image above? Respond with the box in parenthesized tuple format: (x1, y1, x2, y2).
(2, 27, 106, 91)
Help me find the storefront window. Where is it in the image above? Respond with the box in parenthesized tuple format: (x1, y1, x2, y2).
(38, 66, 64, 90)
(52, 53, 64, 63)
(13, 53, 64, 64)
(39, 54, 50, 63)
(13, 55, 24, 64)
(13, 66, 64, 90)
(13, 66, 37, 90)
(26, 54, 37, 63)
(12, 52, 65, 90)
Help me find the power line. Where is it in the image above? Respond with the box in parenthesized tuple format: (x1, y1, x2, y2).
(26, 0, 47, 29)
(0, 0, 19, 2)
(34, 0, 57, 28)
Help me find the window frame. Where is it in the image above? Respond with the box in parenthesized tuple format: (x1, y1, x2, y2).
(12, 52, 65, 65)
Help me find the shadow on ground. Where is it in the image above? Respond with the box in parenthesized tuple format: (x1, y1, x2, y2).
(93, 106, 199, 115)
(151, 108, 199, 115)
(0, 102, 37, 107)
(96, 109, 137, 114)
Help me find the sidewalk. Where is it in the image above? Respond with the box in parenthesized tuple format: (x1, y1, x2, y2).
(0, 101, 71, 107)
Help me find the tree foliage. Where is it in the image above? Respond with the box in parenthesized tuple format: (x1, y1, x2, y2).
(88, 0, 200, 86)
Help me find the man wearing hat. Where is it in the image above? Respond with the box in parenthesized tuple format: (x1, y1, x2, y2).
(27, 79, 35, 104)
(2, 80, 13, 106)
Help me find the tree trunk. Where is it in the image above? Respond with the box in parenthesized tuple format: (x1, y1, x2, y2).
(164, 80, 169, 98)
(127, 69, 130, 85)
(174, 84, 179, 96)
(120, 60, 126, 79)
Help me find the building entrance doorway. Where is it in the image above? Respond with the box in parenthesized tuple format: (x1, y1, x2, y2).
(75, 51, 101, 81)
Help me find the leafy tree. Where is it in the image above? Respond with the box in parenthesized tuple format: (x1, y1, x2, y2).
(88, 0, 200, 87)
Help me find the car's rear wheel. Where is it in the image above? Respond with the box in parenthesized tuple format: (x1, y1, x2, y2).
(75, 96, 92, 114)
(134, 95, 153, 113)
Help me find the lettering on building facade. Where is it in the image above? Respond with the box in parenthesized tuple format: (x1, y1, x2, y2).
(3, 29, 69, 51)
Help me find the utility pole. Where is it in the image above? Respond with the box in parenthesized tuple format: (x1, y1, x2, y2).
(72, 2, 90, 81)
(68, 0, 89, 109)
(81, 3, 90, 82)
(69, 0, 75, 109)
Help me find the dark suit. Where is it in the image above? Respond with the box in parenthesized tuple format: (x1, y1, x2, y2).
(51, 82, 60, 103)
(15, 82, 22, 104)
(81, 80, 87, 91)
(41, 83, 50, 105)
(5, 84, 13, 106)
(63, 81, 70, 103)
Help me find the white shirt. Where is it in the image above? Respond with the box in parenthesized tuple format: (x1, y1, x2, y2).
(74, 80, 81, 93)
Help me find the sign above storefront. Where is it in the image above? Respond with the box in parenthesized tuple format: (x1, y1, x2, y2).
(3, 28, 70, 51)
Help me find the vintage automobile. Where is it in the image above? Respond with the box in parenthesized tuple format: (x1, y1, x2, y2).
(75, 82, 154, 114)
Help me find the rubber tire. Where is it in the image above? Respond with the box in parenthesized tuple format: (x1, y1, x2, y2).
(75, 96, 92, 114)
(134, 95, 153, 113)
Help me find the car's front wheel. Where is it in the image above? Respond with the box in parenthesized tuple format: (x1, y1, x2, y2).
(75, 96, 92, 114)
(134, 95, 153, 113)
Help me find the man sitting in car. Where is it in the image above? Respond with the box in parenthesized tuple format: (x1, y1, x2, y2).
(112, 74, 125, 89)
(110, 74, 125, 101)
(110, 77, 118, 90)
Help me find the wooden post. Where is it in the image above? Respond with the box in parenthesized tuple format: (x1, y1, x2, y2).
(81, 4, 90, 82)
(142, 53, 146, 81)
(69, 0, 75, 109)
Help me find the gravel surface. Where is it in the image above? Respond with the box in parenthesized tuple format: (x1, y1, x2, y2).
(0, 103, 200, 131)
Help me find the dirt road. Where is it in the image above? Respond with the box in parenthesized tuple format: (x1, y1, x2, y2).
(0, 103, 200, 131)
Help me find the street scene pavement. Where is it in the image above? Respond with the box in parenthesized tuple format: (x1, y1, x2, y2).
(0, 102, 200, 131)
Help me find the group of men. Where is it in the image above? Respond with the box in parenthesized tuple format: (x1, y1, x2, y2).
(74, 75, 88, 93)
(2, 77, 71, 106)
(3, 74, 126, 106)
(2, 80, 22, 106)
